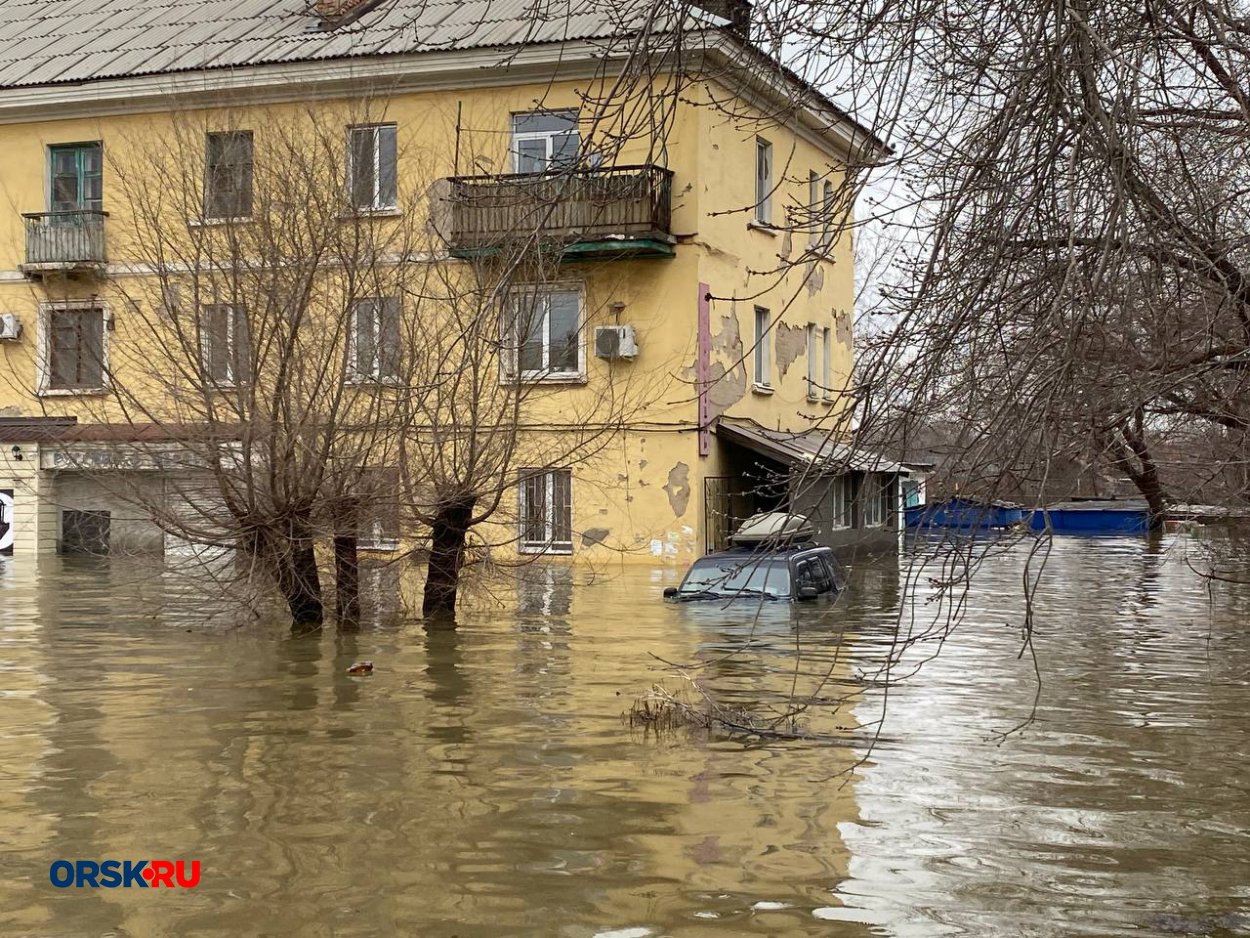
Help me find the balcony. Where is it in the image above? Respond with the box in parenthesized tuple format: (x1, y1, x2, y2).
(22, 211, 108, 276)
(446, 164, 675, 260)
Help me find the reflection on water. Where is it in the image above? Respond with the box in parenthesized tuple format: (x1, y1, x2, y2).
(0, 537, 1248, 936)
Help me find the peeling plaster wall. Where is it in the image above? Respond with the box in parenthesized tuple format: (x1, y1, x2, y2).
(691, 79, 857, 435)
(774, 322, 807, 378)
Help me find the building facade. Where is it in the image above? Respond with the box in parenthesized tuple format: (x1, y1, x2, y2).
(0, 0, 916, 563)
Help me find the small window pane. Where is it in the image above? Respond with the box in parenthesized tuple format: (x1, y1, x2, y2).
(551, 470, 572, 546)
(515, 138, 547, 174)
(547, 291, 579, 372)
(377, 125, 397, 207)
(379, 296, 401, 378)
(522, 474, 547, 546)
(550, 131, 579, 168)
(512, 110, 578, 135)
(350, 128, 376, 209)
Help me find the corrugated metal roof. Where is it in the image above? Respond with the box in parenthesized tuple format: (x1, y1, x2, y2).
(715, 417, 919, 476)
(0, 0, 696, 90)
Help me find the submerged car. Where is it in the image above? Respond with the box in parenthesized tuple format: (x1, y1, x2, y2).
(663, 512, 846, 603)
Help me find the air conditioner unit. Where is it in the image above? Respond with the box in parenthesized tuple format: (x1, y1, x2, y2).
(594, 324, 639, 361)
(0, 314, 21, 341)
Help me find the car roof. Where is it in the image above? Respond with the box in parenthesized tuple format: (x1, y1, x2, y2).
(701, 544, 834, 562)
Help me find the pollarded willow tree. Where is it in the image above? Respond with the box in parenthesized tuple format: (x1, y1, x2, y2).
(91, 103, 436, 627)
(63, 87, 669, 628)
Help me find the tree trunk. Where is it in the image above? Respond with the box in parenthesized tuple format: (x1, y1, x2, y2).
(1105, 413, 1168, 533)
(334, 532, 360, 628)
(422, 497, 476, 624)
(276, 523, 323, 629)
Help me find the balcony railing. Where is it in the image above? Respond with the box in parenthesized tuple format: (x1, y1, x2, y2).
(22, 211, 108, 275)
(446, 164, 675, 259)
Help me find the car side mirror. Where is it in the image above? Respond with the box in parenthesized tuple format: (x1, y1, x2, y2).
(796, 585, 819, 601)
(663, 586, 679, 598)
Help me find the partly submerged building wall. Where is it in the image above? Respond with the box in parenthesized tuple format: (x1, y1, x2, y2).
(0, 64, 862, 564)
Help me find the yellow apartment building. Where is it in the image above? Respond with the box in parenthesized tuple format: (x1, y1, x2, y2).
(0, 0, 922, 563)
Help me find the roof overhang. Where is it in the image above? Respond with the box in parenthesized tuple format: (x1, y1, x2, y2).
(0, 31, 886, 163)
(715, 417, 916, 476)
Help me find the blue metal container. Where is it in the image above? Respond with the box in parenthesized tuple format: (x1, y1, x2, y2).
(1027, 501, 1149, 535)
(905, 498, 1024, 530)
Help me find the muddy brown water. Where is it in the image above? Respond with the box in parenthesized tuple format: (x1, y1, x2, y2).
(0, 536, 1248, 937)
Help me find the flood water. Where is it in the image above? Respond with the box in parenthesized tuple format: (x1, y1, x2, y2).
(1, 536, 1248, 937)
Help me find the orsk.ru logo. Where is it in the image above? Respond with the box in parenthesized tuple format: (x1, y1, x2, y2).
(49, 860, 200, 888)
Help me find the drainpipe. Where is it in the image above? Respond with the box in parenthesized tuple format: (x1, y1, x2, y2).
(697, 282, 711, 457)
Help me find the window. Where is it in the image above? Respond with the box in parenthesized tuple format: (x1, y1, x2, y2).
(348, 124, 397, 211)
(808, 171, 820, 247)
(519, 468, 573, 554)
(796, 557, 833, 594)
(204, 131, 253, 220)
(44, 305, 106, 392)
(822, 325, 833, 401)
(861, 475, 893, 527)
(61, 509, 110, 555)
(505, 286, 582, 381)
(821, 181, 835, 246)
(512, 110, 579, 173)
(350, 297, 401, 382)
(902, 479, 922, 509)
(358, 468, 400, 551)
(829, 475, 853, 529)
(49, 143, 103, 214)
(754, 138, 772, 224)
(806, 323, 819, 399)
(753, 306, 771, 387)
(201, 304, 251, 386)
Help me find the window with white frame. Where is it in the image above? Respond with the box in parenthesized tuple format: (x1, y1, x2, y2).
(512, 110, 579, 173)
(350, 297, 401, 382)
(519, 468, 573, 554)
(755, 138, 773, 224)
(829, 475, 853, 529)
(505, 285, 582, 381)
(204, 130, 253, 220)
(861, 474, 893, 527)
(806, 323, 818, 399)
(822, 325, 833, 400)
(808, 171, 820, 247)
(821, 180, 835, 246)
(753, 306, 771, 387)
(348, 124, 397, 211)
(201, 304, 251, 386)
(43, 304, 106, 392)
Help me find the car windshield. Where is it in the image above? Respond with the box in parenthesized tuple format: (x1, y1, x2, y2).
(678, 557, 790, 598)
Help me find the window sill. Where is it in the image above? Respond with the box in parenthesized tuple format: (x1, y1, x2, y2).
(359, 540, 401, 552)
(345, 377, 403, 388)
(190, 216, 252, 228)
(751, 383, 774, 395)
(519, 544, 574, 556)
(747, 220, 780, 235)
(341, 207, 403, 219)
(822, 395, 836, 404)
(503, 373, 588, 387)
(37, 387, 109, 397)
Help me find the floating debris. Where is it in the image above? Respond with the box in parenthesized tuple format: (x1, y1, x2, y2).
(346, 661, 374, 675)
